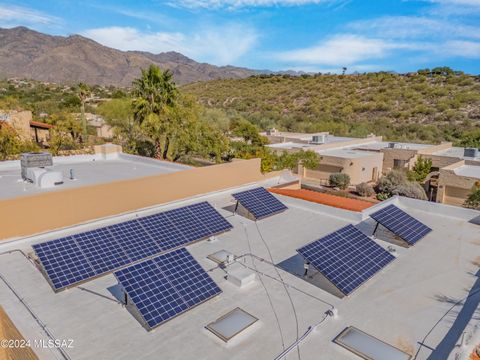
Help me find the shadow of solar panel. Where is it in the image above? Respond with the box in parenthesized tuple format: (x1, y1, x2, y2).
(74, 228, 131, 274)
(115, 248, 221, 330)
(297, 224, 395, 295)
(232, 187, 287, 220)
(108, 220, 161, 262)
(370, 204, 432, 245)
(33, 237, 96, 290)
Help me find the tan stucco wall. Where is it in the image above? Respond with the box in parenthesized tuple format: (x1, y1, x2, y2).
(0, 159, 269, 240)
(301, 152, 383, 185)
(0, 110, 32, 140)
(380, 148, 418, 172)
(0, 306, 38, 360)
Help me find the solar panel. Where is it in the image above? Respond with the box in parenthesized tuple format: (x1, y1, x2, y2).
(138, 213, 187, 251)
(33, 201, 232, 291)
(108, 220, 161, 262)
(232, 187, 287, 219)
(297, 224, 395, 295)
(75, 228, 130, 274)
(114, 248, 221, 329)
(370, 204, 432, 245)
(33, 237, 96, 290)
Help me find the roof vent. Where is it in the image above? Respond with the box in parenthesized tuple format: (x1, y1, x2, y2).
(464, 148, 479, 158)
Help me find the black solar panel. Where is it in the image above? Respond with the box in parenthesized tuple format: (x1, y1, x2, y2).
(137, 213, 187, 251)
(75, 228, 130, 274)
(114, 248, 221, 329)
(108, 220, 161, 262)
(370, 204, 432, 245)
(32, 237, 96, 290)
(33, 201, 232, 291)
(232, 187, 287, 219)
(297, 224, 395, 295)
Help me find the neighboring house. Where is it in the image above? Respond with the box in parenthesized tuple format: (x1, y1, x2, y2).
(265, 130, 480, 205)
(437, 161, 480, 206)
(0, 110, 51, 144)
(74, 112, 113, 139)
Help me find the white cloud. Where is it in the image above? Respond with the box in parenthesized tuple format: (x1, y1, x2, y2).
(348, 16, 480, 40)
(0, 4, 60, 26)
(440, 40, 480, 58)
(82, 25, 257, 65)
(168, 0, 338, 9)
(277, 35, 404, 66)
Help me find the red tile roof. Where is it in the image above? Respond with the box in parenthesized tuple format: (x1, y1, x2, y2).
(30, 121, 53, 129)
(269, 188, 374, 212)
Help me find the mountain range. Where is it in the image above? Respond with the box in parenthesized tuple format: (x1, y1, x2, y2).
(0, 26, 260, 86)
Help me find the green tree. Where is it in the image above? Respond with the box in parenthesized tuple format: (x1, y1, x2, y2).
(76, 83, 91, 141)
(132, 65, 178, 159)
(231, 117, 267, 146)
(47, 112, 82, 155)
(459, 129, 480, 148)
(409, 156, 432, 182)
(0, 123, 20, 160)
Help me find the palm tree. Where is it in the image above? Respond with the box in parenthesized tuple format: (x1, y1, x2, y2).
(77, 83, 91, 142)
(132, 65, 178, 158)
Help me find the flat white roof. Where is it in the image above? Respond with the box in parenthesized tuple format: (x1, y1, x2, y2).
(317, 148, 380, 159)
(1, 182, 479, 360)
(0, 153, 191, 200)
(454, 165, 480, 179)
(266, 136, 359, 150)
(434, 147, 480, 161)
(354, 141, 432, 151)
(266, 141, 314, 149)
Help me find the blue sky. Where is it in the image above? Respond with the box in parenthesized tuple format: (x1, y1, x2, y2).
(1, 0, 480, 73)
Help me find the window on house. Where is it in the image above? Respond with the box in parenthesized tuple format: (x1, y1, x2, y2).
(393, 159, 407, 169)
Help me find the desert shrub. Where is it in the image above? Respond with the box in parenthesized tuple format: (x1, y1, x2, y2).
(356, 182, 375, 197)
(464, 189, 480, 209)
(376, 170, 407, 194)
(391, 182, 427, 200)
(376, 170, 427, 200)
(329, 173, 350, 189)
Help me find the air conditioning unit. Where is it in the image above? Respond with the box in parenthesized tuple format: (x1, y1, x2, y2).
(388, 142, 396, 149)
(464, 148, 479, 158)
(312, 134, 327, 144)
(21, 152, 52, 180)
(25, 168, 63, 188)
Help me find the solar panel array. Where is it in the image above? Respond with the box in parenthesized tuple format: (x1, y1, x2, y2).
(297, 224, 395, 295)
(370, 204, 432, 245)
(114, 248, 221, 329)
(33, 202, 232, 291)
(232, 187, 287, 220)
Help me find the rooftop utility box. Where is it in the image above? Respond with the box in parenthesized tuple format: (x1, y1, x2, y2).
(464, 148, 479, 158)
(21, 152, 52, 180)
(227, 263, 256, 288)
(311, 134, 326, 144)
